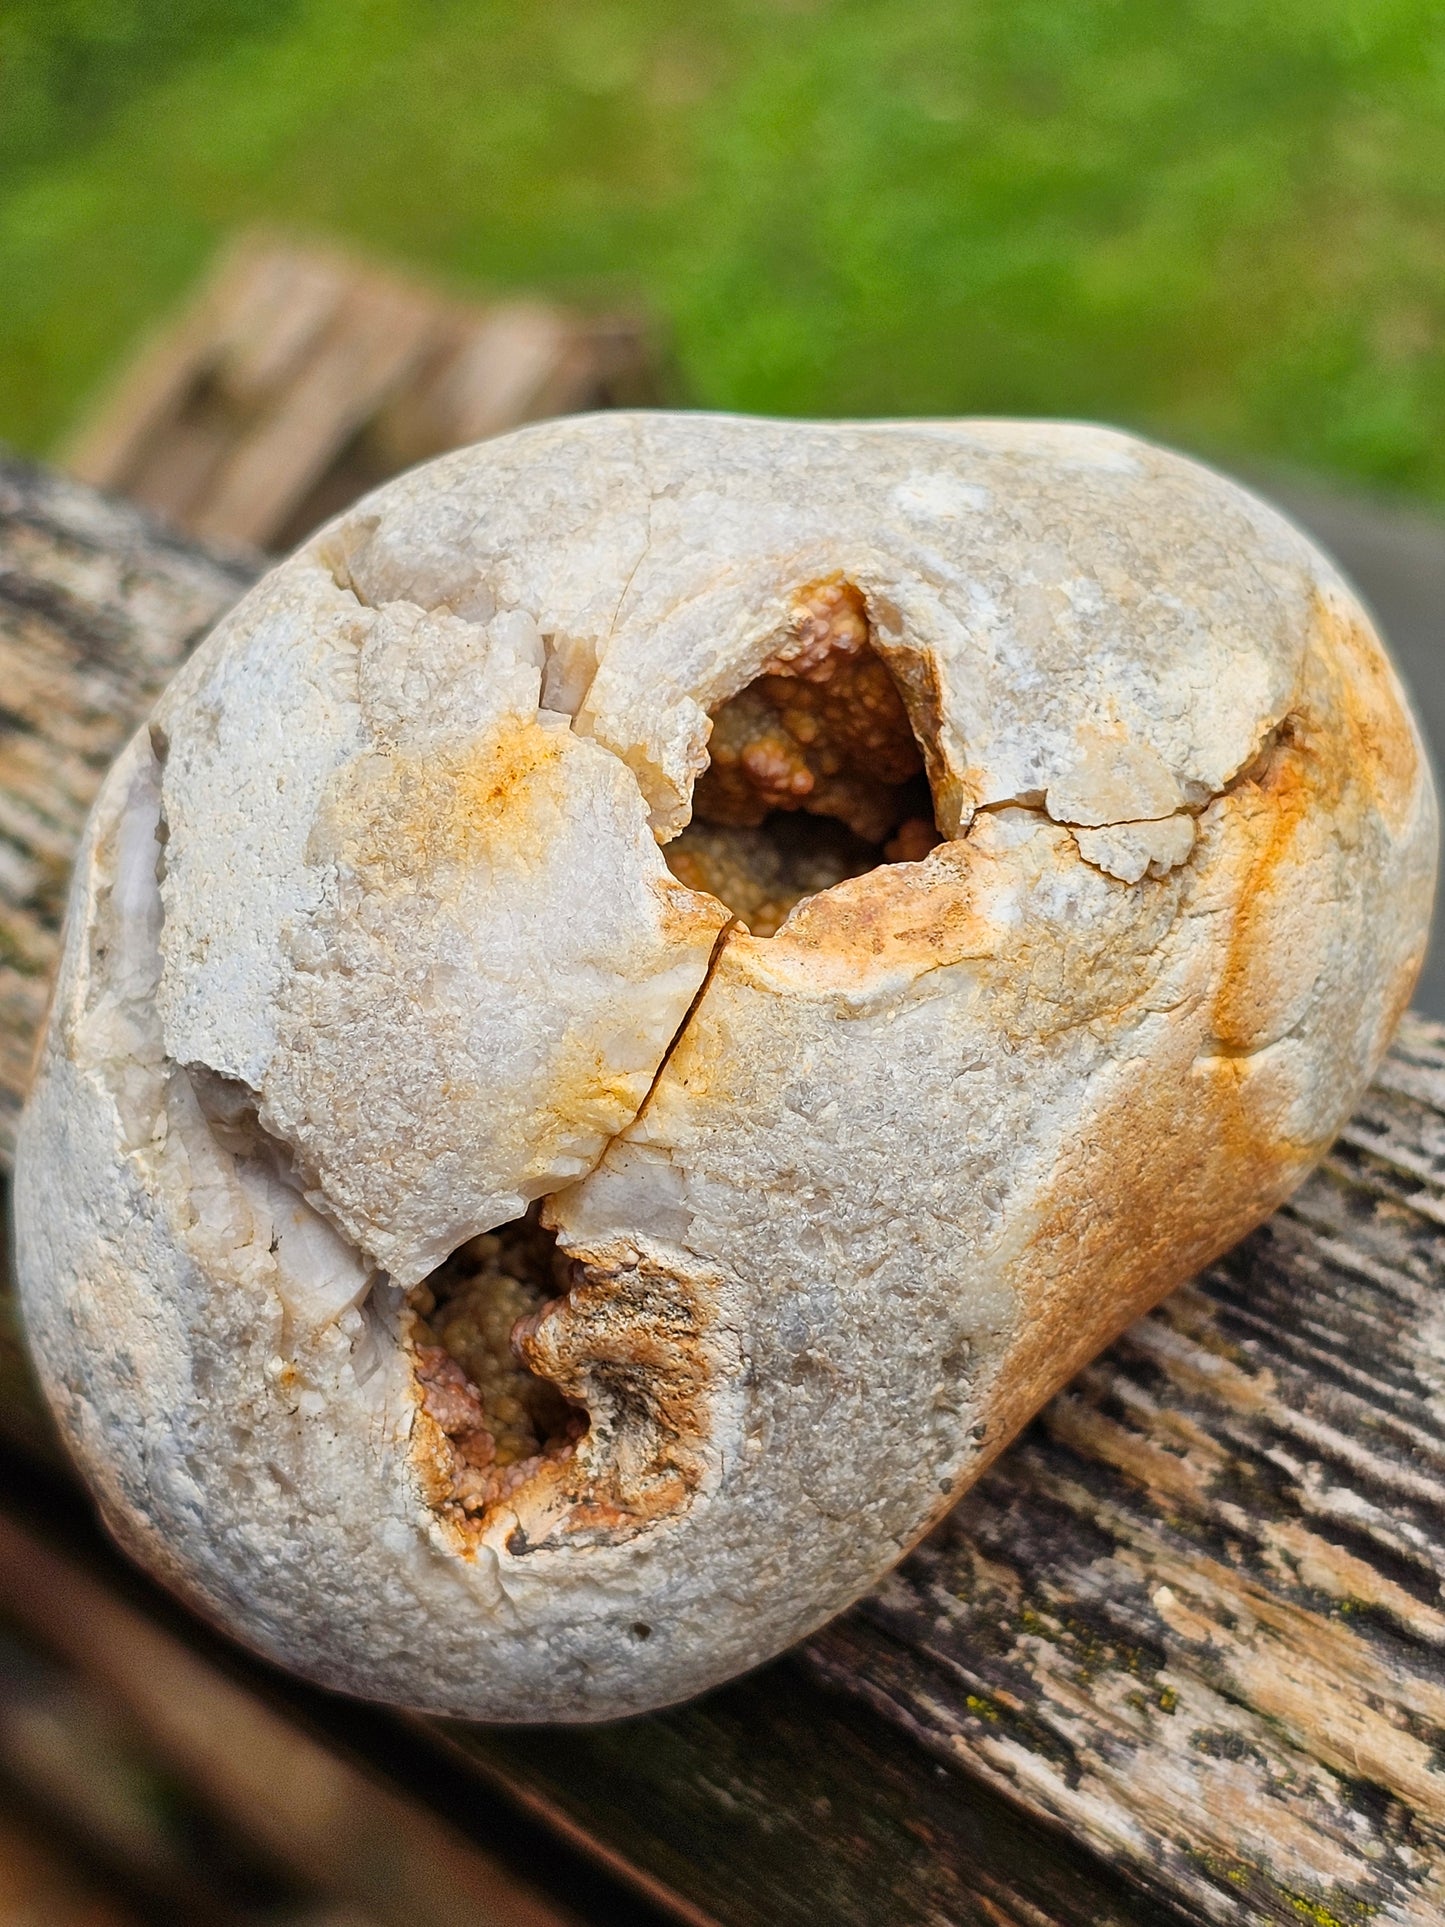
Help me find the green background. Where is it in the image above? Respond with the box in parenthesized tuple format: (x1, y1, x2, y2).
(3, 0, 1444, 496)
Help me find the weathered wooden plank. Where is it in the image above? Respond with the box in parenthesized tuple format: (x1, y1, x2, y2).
(0, 460, 253, 1157)
(0, 1805, 137, 1927)
(426, 1669, 1173, 1927)
(61, 233, 656, 553)
(189, 274, 439, 549)
(5, 453, 1445, 1924)
(0, 1507, 582, 1927)
(56, 235, 292, 516)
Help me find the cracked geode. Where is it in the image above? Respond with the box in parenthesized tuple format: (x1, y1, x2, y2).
(14, 413, 1436, 1721)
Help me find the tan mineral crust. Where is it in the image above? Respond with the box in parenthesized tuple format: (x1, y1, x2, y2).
(13, 413, 1438, 1720)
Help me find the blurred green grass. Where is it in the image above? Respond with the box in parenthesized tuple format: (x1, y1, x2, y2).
(3, 0, 1445, 495)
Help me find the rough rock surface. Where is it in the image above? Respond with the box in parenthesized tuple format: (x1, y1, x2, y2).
(14, 413, 1437, 1720)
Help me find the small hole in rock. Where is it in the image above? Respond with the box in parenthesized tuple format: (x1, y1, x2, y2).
(631, 1622, 653, 1641)
(665, 578, 941, 934)
(408, 1211, 586, 1525)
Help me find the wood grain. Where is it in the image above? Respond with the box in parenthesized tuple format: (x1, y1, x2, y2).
(0, 459, 253, 1156)
(3, 452, 1445, 1925)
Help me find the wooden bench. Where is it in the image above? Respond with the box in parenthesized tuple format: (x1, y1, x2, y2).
(2, 453, 1443, 1925)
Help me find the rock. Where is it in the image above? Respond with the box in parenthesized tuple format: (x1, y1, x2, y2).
(14, 414, 1436, 1720)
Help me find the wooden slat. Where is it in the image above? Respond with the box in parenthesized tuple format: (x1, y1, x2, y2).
(61, 233, 284, 503)
(0, 460, 254, 1157)
(6, 454, 1445, 1923)
(190, 275, 439, 548)
(406, 305, 582, 447)
(0, 1510, 582, 1927)
(60, 234, 656, 553)
(0, 1806, 138, 1927)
